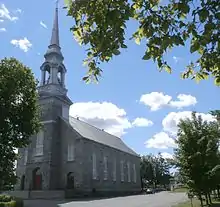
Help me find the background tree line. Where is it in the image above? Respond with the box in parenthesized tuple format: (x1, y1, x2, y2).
(140, 153, 174, 190)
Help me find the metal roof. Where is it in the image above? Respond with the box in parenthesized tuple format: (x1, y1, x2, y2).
(66, 116, 138, 156)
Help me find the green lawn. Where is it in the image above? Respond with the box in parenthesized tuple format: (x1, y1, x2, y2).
(172, 199, 220, 207)
(172, 187, 188, 193)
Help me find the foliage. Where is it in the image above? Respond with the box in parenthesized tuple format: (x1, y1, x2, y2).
(0, 58, 41, 190)
(0, 195, 23, 207)
(64, 0, 220, 84)
(140, 153, 172, 188)
(174, 111, 220, 206)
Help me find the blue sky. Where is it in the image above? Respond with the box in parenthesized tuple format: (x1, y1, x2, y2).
(0, 1, 219, 159)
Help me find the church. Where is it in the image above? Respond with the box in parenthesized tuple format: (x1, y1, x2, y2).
(15, 6, 141, 197)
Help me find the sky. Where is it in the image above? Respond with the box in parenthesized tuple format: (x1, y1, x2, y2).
(0, 1, 219, 160)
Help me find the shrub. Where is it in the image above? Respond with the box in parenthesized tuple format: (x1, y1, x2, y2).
(0, 195, 23, 207)
(0, 195, 12, 202)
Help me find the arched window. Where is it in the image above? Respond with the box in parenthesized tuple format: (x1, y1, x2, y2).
(103, 156, 108, 180)
(133, 163, 137, 183)
(113, 158, 116, 181)
(24, 148, 28, 165)
(35, 130, 44, 156)
(127, 162, 131, 182)
(44, 64, 51, 85)
(67, 141, 74, 161)
(120, 160, 124, 182)
(92, 153, 97, 180)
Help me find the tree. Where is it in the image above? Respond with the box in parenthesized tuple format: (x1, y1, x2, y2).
(174, 112, 220, 206)
(140, 153, 172, 189)
(64, 0, 219, 84)
(0, 58, 41, 190)
(209, 110, 220, 198)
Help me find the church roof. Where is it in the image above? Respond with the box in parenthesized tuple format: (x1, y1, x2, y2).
(66, 116, 139, 157)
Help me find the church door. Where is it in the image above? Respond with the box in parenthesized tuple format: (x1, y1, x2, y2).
(67, 172, 74, 189)
(35, 174, 42, 190)
(32, 168, 42, 190)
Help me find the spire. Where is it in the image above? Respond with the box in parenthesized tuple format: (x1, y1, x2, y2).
(50, 1, 59, 46)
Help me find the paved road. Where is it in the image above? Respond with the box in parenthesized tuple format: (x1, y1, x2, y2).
(24, 192, 188, 207)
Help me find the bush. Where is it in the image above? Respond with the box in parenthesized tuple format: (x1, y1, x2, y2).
(0, 195, 23, 207)
(0, 195, 12, 202)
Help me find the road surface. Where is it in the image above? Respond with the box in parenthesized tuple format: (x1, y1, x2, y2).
(24, 192, 188, 207)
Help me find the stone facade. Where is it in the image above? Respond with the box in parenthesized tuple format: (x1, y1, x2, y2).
(15, 6, 141, 196)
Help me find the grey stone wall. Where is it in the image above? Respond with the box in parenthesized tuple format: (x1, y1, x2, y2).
(59, 118, 83, 190)
(15, 96, 70, 191)
(81, 138, 141, 193)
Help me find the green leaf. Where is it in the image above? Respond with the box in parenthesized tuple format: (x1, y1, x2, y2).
(113, 49, 121, 55)
(135, 37, 141, 45)
(190, 42, 200, 53)
(198, 9, 209, 23)
(214, 77, 220, 86)
(164, 65, 172, 73)
(142, 53, 151, 60)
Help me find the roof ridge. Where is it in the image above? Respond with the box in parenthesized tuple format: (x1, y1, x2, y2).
(69, 115, 121, 140)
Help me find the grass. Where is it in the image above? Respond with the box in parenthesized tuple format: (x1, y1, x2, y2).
(172, 187, 188, 193)
(172, 198, 220, 207)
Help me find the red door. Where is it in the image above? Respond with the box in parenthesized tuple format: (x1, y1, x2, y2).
(35, 175, 42, 190)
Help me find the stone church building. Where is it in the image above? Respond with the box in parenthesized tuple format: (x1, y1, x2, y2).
(15, 6, 141, 196)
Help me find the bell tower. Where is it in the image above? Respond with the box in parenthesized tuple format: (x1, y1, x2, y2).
(15, 3, 72, 191)
(37, 3, 72, 120)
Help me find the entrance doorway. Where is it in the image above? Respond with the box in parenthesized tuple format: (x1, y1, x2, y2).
(32, 167, 42, 190)
(66, 172, 74, 189)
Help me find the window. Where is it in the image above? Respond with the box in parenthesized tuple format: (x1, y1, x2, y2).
(113, 158, 116, 181)
(92, 153, 97, 179)
(67, 142, 75, 161)
(120, 160, 124, 182)
(24, 149, 28, 165)
(103, 156, 108, 180)
(35, 130, 44, 156)
(133, 163, 137, 183)
(127, 162, 131, 182)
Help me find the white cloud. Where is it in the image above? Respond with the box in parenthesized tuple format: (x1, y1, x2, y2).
(173, 56, 182, 63)
(162, 111, 215, 135)
(40, 21, 47, 29)
(0, 27, 6, 32)
(10, 37, 32, 52)
(145, 132, 177, 149)
(140, 92, 197, 111)
(0, 19, 3, 22)
(15, 8, 22, 13)
(161, 152, 174, 159)
(69, 102, 132, 137)
(132, 117, 153, 127)
(140, 92, 172, 111)
(0, 4, 18, 22)
(170, 94, 197, 109)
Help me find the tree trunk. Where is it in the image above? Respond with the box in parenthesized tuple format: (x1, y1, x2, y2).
(205, 194, 209, 206)
(199, 194, 204, 207)
(208, 192, 212, 204)
(141, 177, 143, 191)
(217, 185, 220, 198)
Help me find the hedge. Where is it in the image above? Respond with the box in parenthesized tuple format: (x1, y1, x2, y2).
(0, 195, 23, 207)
